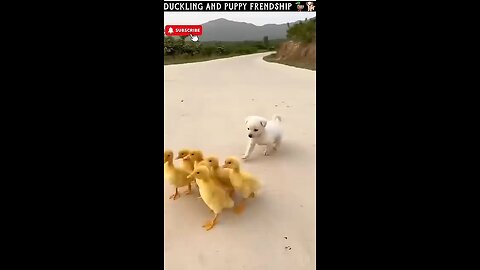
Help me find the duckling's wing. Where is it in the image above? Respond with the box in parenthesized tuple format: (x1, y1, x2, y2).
(214, 170, 230, 185)
(217, 168, 230, 180)
(182, 160, 194, 172)
(242, 172, 261, 193)
(173, 168, 191, 186)
(223, 193, 234, 209)
(214, 189, 234, 210)
(176, 167, 190, 178)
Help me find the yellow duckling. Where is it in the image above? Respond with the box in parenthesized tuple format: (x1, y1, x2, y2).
(164, 150, 193, 200)
(195, 160, 211, 175)
(175, 149, 194, 173)
(195, 159, 233, 197)
(187, 150, 204, 169)
(193, 160, 211, 198)
(184, 149, 204, 188)
(187, 166, 234, 231)
(222, 157, 261, 213)
(206, 156, 235, 197)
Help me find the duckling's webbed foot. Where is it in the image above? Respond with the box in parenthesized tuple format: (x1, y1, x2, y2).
(234, 200, 246, 214)
(202, 214, 218, 231)
(169, 188, 180, 200)
(184, 184, 192, 195)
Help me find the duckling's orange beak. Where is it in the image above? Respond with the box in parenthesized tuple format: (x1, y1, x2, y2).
(222, 164, 228, 168)
(175, 156, 181, 160)
(183, 155, 191, 161)
(187, 172, 194, 179)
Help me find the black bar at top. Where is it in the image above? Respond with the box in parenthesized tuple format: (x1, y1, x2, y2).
(164, 1, 316, 12)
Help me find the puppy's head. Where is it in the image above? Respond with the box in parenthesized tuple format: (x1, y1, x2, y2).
(245, 116, 267, 138)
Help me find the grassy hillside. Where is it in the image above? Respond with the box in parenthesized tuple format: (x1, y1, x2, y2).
(286, 17, 316, 43)
(164, 36, 285, 65)
(263, 17, 316, 70)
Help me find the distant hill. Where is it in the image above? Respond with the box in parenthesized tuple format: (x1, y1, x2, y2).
(200, 18, 291, 42)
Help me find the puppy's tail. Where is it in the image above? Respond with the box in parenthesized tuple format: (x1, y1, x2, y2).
(272, 115, 282, 122)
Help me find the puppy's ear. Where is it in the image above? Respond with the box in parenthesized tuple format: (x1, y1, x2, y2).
(245, 116, 251, 125)
(260, 120, 267, 127)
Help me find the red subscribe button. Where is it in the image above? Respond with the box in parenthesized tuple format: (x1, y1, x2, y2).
(164, 25, 203, 36)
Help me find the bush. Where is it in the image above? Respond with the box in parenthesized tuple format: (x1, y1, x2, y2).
(287, 17, 316, 43)
(201, 46, 216, 56)
(164, 37, 273, 58)
(234, 47, 257, 54)
(164, 36, 176, 56)
(216, 46, 225, 55)
(254, 43, 267, 50)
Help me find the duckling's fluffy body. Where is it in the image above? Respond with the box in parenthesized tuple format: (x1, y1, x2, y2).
(206, 157, 235, 195)
(164, 150, 193, 200)
(196, 172, 234, 213)
(188, 166, 234, 230)
(176, 149, 194, 172)
(223, 157, 261, 198)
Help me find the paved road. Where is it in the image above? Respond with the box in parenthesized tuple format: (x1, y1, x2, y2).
(164, 52, 316, 270)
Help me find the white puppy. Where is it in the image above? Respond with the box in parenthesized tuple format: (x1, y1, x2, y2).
(242, 115, 283, 160)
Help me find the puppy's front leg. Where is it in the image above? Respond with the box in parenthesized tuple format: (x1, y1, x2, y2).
(242, 140, 256, 159)
(273, 137, 281, 151)
(264, 144, 274, 156)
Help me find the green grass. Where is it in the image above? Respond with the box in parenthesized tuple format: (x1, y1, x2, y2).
(163, 38, 285, 65)
(165, 50, 269, 65)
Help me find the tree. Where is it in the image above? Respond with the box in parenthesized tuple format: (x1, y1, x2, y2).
(182, 42, 200, 56)
(286, 17, 316, 43)
(164, 36, 176, 56)
(216, 46, 225, 55)
(263, 36, 269, 47)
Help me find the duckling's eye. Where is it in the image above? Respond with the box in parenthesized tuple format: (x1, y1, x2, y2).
(196, 172, 200, 174)
(254, 129, 258, 132)
(228, 162, 231, 164)
(247, 128, 250, 130)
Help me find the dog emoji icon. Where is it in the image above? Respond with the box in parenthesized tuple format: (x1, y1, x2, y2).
(307, 2, 315, 12)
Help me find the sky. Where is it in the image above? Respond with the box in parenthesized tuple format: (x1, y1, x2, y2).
(164, 12, 316, 27)
(164, 0, 316, 27)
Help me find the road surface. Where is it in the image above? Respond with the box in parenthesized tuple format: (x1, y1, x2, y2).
(164, 52, 316, 270)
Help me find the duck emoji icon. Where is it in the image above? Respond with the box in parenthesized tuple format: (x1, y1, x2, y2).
(296, 2, 304, 11)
